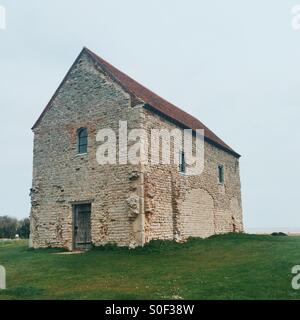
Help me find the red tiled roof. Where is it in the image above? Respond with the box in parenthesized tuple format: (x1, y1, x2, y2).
(32, 47, 240, 157)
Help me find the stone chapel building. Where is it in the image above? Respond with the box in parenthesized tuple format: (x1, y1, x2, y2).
(30, 47, 243, 250)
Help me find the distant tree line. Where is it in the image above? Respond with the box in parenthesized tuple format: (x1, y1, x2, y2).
(0, 216, 30, 239)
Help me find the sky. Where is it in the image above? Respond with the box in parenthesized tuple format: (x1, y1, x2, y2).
(0, 0, 299, 231)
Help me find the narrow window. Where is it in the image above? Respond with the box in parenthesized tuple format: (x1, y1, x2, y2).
(77, 128, 88, 154)
(218, 165, 224, 184)
(179, 150, 186, 173)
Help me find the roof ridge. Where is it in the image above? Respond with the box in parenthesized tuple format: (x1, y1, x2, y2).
(84, 47, 200, 121)
(32, 47, 240, 158)
(84, 47, 240, 157)
(84, 47, 200, 120)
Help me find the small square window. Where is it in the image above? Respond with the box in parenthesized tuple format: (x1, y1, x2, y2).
(218, 165, 224, 184)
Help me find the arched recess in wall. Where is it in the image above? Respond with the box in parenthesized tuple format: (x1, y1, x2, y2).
(179, 188, 215, 239)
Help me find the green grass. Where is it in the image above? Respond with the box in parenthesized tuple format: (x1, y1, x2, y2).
(0, 233, 300, 300)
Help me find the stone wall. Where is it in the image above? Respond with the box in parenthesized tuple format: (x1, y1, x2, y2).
(30, 51, 144, 249)
(142, 109, 243, 243)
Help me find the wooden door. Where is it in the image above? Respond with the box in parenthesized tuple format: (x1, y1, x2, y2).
(73, 204, 91, 250)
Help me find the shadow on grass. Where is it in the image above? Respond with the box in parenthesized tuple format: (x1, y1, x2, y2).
(90, 232, 285, 255)
(0, 286, 46, 299)
(24, 233, 292, 256)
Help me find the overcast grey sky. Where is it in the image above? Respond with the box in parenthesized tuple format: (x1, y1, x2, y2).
(0, 0, 299, 230)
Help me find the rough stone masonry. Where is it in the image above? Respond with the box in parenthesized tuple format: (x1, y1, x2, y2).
(30, 47, 243, 250)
